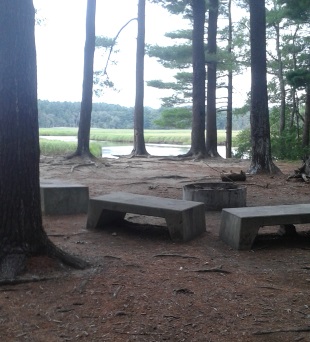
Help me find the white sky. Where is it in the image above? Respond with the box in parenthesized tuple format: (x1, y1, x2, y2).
(34, 0, 190, 108)
(33, 0, 249, 109)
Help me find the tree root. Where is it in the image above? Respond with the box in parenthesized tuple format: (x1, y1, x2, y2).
(65, 150, 97, 161)
(0, 238, 89, 282)
(253, 326, 310, 335)
(70, 162, 97, 173)
(153, 253, 199, 259)
(0, 275, 61, 286)
(191, 266, 230, 274)
(287, 172, 310, 182)
(46, 242, 89, 270)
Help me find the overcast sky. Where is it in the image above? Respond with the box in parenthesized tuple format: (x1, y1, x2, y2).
(33, 0, 191, 108)
(33, 0, 249, 109)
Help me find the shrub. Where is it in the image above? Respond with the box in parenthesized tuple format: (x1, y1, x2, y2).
(233, 128, 251, 159)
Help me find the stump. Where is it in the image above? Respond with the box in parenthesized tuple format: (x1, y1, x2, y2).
(183, 182, 247, 211)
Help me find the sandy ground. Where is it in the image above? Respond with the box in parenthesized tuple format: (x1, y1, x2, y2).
(1, 155, 310, 342)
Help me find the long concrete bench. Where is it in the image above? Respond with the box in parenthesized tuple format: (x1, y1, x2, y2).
(220, 204, 310, 250)
(86, 192, 206, 242)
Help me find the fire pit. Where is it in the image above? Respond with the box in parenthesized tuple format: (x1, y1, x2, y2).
(183, 182, 246, 211)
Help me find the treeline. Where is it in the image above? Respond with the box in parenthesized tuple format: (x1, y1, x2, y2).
(38, 100, 161, 129)
(38, 100, 249, 130)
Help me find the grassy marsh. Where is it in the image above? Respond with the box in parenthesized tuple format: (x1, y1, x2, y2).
(39, 128, 239, 145)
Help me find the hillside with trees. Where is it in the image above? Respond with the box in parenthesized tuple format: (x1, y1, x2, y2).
(38, 99, 249, 131)
(37, 100, 160, 129)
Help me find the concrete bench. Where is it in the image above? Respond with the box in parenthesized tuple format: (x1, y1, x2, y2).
(219, 204, 310, 250)
(40, 179, 89, 215)
(86, 192, 206, 242)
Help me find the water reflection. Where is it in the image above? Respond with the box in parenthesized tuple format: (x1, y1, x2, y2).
(102, 143, 227, 159)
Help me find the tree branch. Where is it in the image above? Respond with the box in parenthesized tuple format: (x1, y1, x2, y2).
(103, 18, 137, 77)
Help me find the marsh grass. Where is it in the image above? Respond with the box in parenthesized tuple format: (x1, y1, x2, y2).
(40, 139, 102, 157)
(39, 128, 239, 145)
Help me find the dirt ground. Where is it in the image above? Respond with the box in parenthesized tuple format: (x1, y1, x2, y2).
(1, 155, 310, 342)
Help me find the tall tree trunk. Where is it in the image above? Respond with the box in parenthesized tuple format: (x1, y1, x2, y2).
(290, 90, 297, 129)
(290, 28, 299, 129)
(248, 0, 279, 174)
(275, 24, 286, 134)
(187, 0, 207, 158)
(132, 0, 148, 156)
(206, 0, 220, 158)
(226, 0, 233, 159)
(302, 86, 310, 148)
(74, 0, 96, 159)
(0, 0, 86, 279)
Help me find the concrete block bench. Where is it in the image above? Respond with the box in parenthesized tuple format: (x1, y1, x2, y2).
(86, 192, 206, 242)
(220, 204, 310, 250)
(40, 179, 89, 215)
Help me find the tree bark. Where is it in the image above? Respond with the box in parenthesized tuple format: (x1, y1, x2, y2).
(0, 0, 87, 279)
(72, 0, 96, 159)
(302, 87, 310, 148)
(187, 0, 207, 158)
(132, 0, 148, 156)
(206, 0, 220, 158)
(248, 0, 280, 174)
(275, 24, 286, 134)
(226, 0, 233, 159)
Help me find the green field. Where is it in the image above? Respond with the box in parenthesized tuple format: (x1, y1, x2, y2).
(39, 128, 239, 145)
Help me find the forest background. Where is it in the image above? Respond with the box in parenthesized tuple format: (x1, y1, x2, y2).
(36, 0, 309, 161)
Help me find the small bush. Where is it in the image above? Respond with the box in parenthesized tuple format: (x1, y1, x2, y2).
(233, 128, 251, 158)
(271, 128, 309, 160)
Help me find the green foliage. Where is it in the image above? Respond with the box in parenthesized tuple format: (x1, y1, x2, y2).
(165, 29, 192, 40)
(95, 36, 114, 48)
(234, 107, 310, 160)
(146, 44, 192, 69)
(233, 128, 251, 158)
(147, 80, 181, 90)
(269, 106, 309, 160)
(154, 107, 191, 128)
(160, 94, 188, 107)
(147, 72, 192, 106)
(279, 0, 310, 22)
(150, 0, 191, 17)
(270, 127, 308, 160)
(286, 69, 310, 89)
(147, 1, 251, 108)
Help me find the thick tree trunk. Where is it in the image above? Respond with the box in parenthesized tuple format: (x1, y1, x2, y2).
(206, 0, 220, 158)
(0, 0, 87, 279)
(132, 0, 148, 156)
(187, 0, 207, 158)
(226, 0, 233, 159)
(73, 0, 96, 159)
(248, 0, 279, 174)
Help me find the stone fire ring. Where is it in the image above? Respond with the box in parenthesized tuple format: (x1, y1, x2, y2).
(183, 182, 247, 211)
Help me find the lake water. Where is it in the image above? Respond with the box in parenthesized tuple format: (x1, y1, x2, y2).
(40, 136, 228, 158)
(102, 143, 227, 158)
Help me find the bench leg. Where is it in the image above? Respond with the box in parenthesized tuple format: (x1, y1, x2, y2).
(165, 205, 206, 242)
(220, 211, 259, 250)
(87, 202, 126, 230)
